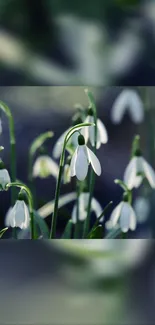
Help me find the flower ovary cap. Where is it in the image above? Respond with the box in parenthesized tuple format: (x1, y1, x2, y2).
(0, 160, 5, 170)
(87, 107, 93, 116)
(18, 190, 28, 203)
(39, 146, 47, 155)
(134, 148, 142, 157)
(78, 134, 85, 146)
(123, 192, 129, 202)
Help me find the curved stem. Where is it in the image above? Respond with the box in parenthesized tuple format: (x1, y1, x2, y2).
(50, 122, 94, 239)
(7, 182, 35, 239)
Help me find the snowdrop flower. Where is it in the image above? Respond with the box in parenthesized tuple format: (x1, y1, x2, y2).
(5, 200, 30, 229)
(33, 155, 59, 179)
(124, 152, 155, 190)
(134, 196, 150, 223)
(111, 89, 144, 124)
(108, 197, 137, 233)
(72, 192, 103, 223)
(53, 128, 79, 159)
(0, 160, 11, 190)
(70, 134, 101, 181)
(82, 108, 108, 149)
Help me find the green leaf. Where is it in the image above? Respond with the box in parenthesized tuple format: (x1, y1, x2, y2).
(30, 131, 53, 157)
(0, 146, 4, 152)
(38, 192, 76, 218)
(61, 220, 73, 239)
(33, 210, 49, 238)
(0, 227, 8, 238)
(0, 101, 12, 118)
(87, 201, 113, 238)
(88, 225, 103, 239)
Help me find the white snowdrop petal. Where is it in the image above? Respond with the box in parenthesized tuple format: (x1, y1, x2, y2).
(109, 202, 123, 227)
(111, 90, 129, 124)
(32, 158, 41, 177)
(71, 132, 79, 147)
(141, 157, 155, 188)
(9, 205, 17, 228)
(0, 169, 11, 189)
(89, 116, 95, 147)
(23, 203, 30, 229)
(134, 197, 150, 223)
(70, 148, 78, 177)
(92, 198, 103, 221)
(128, 91, 144, 123)
(124, 157, 137, 189)
(52, 129, 69, 159)
(97, 119, 108, 144)
(86, 147, 101, 176)
(45, 156, 59, 178)
(71, 204, 77, 224)
(129, 207, 137, 231)
(75, 146, 88, 181)
(14, 201, 26, 228)
(33, 156, 59, 179)
(120, 202, 131, 233)
(5, 207, 13, 227)
(134, 175, 143, 188)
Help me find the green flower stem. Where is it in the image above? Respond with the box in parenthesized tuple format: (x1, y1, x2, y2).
(83, 90, 97, 238)
(7, 182, 35, 239)
(0, 101, 16, 205)
(74, 181, 81, 239)
(50, 122, 94, 239)
(131, 135, 140, 158)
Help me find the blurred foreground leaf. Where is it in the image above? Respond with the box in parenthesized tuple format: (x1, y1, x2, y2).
(33, 210, 49, 238)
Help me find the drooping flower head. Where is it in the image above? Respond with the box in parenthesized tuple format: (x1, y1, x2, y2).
(0, 159, 11, 191)
(111, 89, 144, 124)
(5, 190, 30, 229)
(124, 138, 155, 190)
(70, 134, 101, 181)
(33, 155, 59, 179)
(108, 192, 137, 233)
(82, 108, 108, 149)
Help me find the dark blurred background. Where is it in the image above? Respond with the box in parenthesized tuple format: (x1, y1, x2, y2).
(0, 0, 155, 85)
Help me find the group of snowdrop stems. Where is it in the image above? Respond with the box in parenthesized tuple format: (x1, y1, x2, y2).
(0, 87, 155, 239)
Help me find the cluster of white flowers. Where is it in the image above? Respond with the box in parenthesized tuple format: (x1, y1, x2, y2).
(0, 88, 155, 239)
